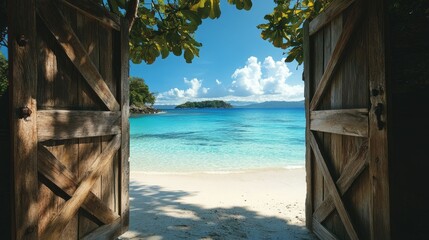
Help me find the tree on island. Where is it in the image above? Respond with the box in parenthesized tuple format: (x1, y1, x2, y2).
(176, 100, 233, 109)
(129, 77, 161, 114)
(130, 77, 156, 107)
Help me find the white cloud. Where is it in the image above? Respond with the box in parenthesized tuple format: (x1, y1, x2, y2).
(230, 56, 298, 97)
(184, 78, 202, 97)
(231, 56, 263, 96)
(155, 56, 304, 105)
(156, 78, 209, 104)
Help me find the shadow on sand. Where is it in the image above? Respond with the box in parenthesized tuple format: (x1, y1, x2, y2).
(118, 180, 316, 240)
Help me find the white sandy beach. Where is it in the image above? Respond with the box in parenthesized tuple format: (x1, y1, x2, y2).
(118, 168, 316, 240)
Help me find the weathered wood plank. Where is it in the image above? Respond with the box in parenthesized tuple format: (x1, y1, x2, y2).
(37, 23, 56, 109)
(341, 6, 371, 238)
(81, 218, 122, 240)
(329, 13, 344, 173)
(36, 0, 120, 111)
(327, 15, 346, 238)
(99, 24, 117, 214)
(60, 0, 120, 30)
(309, 0, 355, 35)
(313, 219, 339, 240)
(40, 134, 121, 240)
(310, 109, 368, 137)
(119, 18, 131, 234)
(321, 19, 333, 233)
(303, 20, 313, 231)
(74, 11, 104, 237)
(37, 110, 121, 141)
(313, 141, 369, 222)
(37, 5, 80, 237)
(367, 0, 390, 239)
(38, 175, 59, 237)
(49, 142, 78, 240)
(38, 145, 120, 224)
(75, 12, 101, 110)
(311, 27, 325, 214)
(309, 2, 362, 111)
(8, 0, 39, 238)
(309, 132, 359, 240)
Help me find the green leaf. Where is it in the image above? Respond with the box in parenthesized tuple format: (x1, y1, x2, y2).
(160, 45, 169, 59)
(181, 10, 203, 26)
(209, 0, 221, 19)
(243, 0, 252, 10)
(172, 45, 182, 56)
(184, 48, 194, 63)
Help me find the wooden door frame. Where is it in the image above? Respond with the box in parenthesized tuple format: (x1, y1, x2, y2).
(367, 0, 390, 238)
(8, 0, 39, 238)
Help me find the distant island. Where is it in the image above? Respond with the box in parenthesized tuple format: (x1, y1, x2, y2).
(240, 100, 304, 108)
(175, 100, 233, 109)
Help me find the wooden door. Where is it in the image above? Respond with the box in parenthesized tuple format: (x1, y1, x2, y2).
(9, 0, 129, 239)
(303, 0, 389, 239)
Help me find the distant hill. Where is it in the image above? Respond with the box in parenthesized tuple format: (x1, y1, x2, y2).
(175, 100, 233, 109)
(153, 105, 176, 110)
(239, 100, 304, 108)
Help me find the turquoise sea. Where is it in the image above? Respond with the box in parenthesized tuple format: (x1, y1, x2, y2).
(129, 108, 305, 173)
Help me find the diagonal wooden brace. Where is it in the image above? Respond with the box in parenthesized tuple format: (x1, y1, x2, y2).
(40, 134, 121, 240)
(313, 141, 369, 222)
(38, 144, 120, 225)
(309, 0, 363, 111)
(36, 0, 120, 111)
(309, 131, 359, 240)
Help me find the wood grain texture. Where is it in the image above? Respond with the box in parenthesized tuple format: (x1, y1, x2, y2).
(119, 18, 131, 234)
(8, 0, 39, 238)
(367, 0, 390, 238)
(326, 15, 346, 238)
(309, 0, 355, 35)
(81, 218, 122, 240)
(60, 0, 120, 30)
(76, 13, 103, 237)
(309, 132, 359, 240)
(309, 1, 362, 111)
(99, 24, 118, 217)
(37, 110, 121, 141)
(37, 0, 120, 111)
(38, 145, 120, 224)
(40, 134, 121, 240)
(310, 109, 368, 137)
(313, 141, 369, 222)
(313, 219, 339, 240)
(303, 20, 313, 231)
(329, 14, 344, 177)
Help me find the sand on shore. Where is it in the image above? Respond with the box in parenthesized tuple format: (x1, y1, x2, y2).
(118, 168, 316, 240)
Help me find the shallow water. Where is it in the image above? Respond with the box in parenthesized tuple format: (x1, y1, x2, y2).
(129, 108, 305, 173)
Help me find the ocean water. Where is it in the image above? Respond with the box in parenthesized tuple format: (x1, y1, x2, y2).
(129, 108, 305, 173)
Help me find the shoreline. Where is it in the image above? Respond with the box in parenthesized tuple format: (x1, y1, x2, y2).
(119, 168, 315, 239)
(130, 165, 305, 175)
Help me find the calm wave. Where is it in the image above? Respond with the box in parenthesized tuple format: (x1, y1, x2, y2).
(129, 108, 305, 173)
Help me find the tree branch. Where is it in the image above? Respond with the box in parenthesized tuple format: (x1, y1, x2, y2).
(125, 0, 139, 32)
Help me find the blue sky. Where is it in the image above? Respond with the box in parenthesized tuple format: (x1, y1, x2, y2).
(131, 1, 304, 105)
(1, 1, 304, 105)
